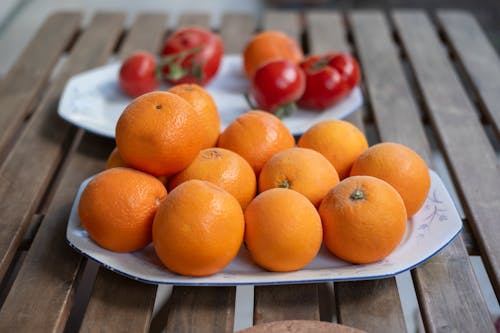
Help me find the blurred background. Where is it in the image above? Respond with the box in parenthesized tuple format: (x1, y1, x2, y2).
(1, 0, 500, 75)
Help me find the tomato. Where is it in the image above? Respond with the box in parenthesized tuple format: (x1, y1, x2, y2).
(161, 27, 223, 86)
(298, 53, 360, 110)
(250, 59, 305, 116)
(119, 51, 159, 98)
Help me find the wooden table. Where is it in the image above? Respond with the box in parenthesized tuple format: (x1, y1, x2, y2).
(0, 9, 498, 333)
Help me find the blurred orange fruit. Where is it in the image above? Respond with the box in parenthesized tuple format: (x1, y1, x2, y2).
(169, 148, 256, 209)
(244, 188, 323, 272)
(153, 179, 244, 277)
(319, 175, 407, 264)
(243, 31, 303, 79)
(105, 147, 129, 169)
(350, 142, 431, 217)
(217, 110, 295, 174)
(298, 120, 368, 179)
(169, 83, 221, 148)
(258, 147, 339, 207)
(78, 167, 167, 252)
(115, 91, 204, 176)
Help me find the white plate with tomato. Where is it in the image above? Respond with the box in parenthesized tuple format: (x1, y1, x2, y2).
(66, 169, 462, 285)
(58, 55, 363, 138)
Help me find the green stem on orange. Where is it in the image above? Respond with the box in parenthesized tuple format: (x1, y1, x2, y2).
(278, 179, 291, 189)
(350, 188, 366, 201)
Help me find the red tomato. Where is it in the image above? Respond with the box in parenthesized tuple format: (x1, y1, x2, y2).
(161, 27, 223, 85)
(119, 51, 159, 98)
(298, 53, 360, 110)
(250, 59, 305, 116)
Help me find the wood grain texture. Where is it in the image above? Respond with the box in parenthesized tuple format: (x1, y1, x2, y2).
(336, 279, 405, 333)
(220, 13, 256, 54)
(394, 8, 500, 301)
(0, 132, 115, 332)
(263, 10, 302, 43)
(117, 13, 167, 60)
(0, 12, 124, 284)
(253, 284, 320, 324)
(390, 10, 497, 332)
(304, 11, 405, 332)
(0, 12, 125, 332)
(437, 10, 500, 138)
(0, 12, 81, 159)
(165, 287, 236, 333)
(78, 13, 168, 333)
(80, 268, 157, 333)
(178, 13, 211, 29)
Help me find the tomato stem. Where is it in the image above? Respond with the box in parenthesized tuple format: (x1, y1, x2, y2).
(244, 92, 258, 109)
(158, 46, 204, 82)
(273, 102, 297, 119)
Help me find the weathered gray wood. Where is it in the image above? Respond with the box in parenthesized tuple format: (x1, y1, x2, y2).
(303, 11, 405, 332)
(178, 13, 210, 29)
(0, 12, 81, 159)
(80, 268, 157, 333)
(117, 13, 167, 59)
(394, 9, 500, 304)
(263, 10, 302, 43)
(0, 12, 125, 332)
(437, 10, 500, 138)
(253, 284, 320, 324)
(165, 286, 236, 333)
(336, 279, 406, 333)
(78, 13, 168, 333)
(220, 13, 257, 54)
(0, 12, 124, 284)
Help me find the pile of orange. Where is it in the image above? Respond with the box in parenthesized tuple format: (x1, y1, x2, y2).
(78, 32, 432, 277)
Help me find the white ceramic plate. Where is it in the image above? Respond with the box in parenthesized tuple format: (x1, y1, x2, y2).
(58, 55, 363, 137)
(66, 170, 462, 286)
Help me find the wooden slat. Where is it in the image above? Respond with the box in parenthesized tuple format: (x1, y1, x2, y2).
(304, 11, 406, 332)
(0, 12, 81, 159)
(79, 269, 157, 333)
(250, 10, 321, 324)
(264, 10, 302, 42)
(336, 279, 406, 333)
(165, 286, 235, 333)
(0, 13, 125, 332)
(437, 10, 500, 137)
(117, 13, 167, 59)
(220, 13, 257, 54)
(178, 13, 210, 29)
(394, 9, 500, 304)
(350, 10, 494, 332)
(0, 12, 124, 283)
(78, 13, 168, 333)
(160, 13, 237, 333)
(253, 284, 319, 324)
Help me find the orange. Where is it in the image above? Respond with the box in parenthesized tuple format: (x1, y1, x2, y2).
(78, 167, 167, 252)
(115, 91, 204, 176)
(244, 188, 323, 272)
(258, 147, 339, 207)
(217, 110, 295, 174)
(153, 179, 244, 277)
(243, 31, 303, 79)
(105, 147, 129, 169)
(319, 176, 407, 264)
(169, 83, 220, 148)
(298, 120, 368, 179)
(169, 148, 256, 209)
(350, 142, 431, 217)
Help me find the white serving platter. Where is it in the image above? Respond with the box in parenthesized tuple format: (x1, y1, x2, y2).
(58, 55, 363, 137)
(66, 169, 462, 286)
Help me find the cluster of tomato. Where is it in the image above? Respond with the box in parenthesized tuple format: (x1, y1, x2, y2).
(119, 27, 360, 115)
(250, 53, 360, 116)
(119, 27, 223, 97)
